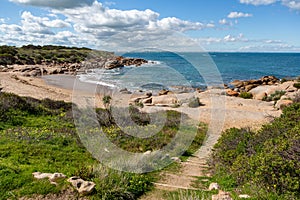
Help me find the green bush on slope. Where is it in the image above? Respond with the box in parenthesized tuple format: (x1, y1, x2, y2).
(210, 103, 300, 199)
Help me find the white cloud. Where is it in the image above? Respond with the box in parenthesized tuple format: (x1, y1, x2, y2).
(50, 1, 213, 49)
(0, 24, 22, 32)
(265, 39, 283, 44)
(219, 19, 228, 25)
(239, 0, 277, 5)
(21, 11, 70, 35)
(1, 1, 214, 51)
(240, 0, 300, 10)
(224, 34, 246, 42)
(9, 0, 94, 9)
(227, 12, 253, 18)
(155, 17, 206, 32)
(282, 0, 300, 9)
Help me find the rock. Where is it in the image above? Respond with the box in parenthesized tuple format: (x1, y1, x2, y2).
(239, 194, 251, 198)
(230, 80, 244, 88)
(21, 72, 31, 77)
(104, 57, 148, 70)
(275, 99, 293, 110)
(249, 85, 277, 100)
(29, 69, 41, 77)
(158, 89, 170, 96)
(152, 96, 178, 107)
(249, 79, 262, 85)
(32, 172, 66, 185)
(226, 89, 239, 97)
(145, 92, 152, 97)
(245, 84, 258, 92)
(119, 88, 132, 94)
(104, 60, 123, 69)
(280, 95, 289, 100)
(208, 182, 220, 191)
(212, 190, 232, 200)
(49, 173, 67, 182)
(143, 150, 152, 155)
(142, 97, 152, 104)
(67, 176, 96, 195)
(32, 172, 53, 180)
(261, 75, 279, 85)
(129, 95, 151, 104)
(171, 157, 181, 163)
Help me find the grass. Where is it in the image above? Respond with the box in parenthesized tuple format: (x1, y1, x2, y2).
(0, 92, 206, 199)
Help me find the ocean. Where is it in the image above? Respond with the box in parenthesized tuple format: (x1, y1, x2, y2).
(78, 52, 300, 91)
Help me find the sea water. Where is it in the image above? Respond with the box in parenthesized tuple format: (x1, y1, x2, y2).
(78, 52, 300, 91)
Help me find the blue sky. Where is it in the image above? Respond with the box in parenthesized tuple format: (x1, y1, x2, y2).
(0, 0, 300, 52)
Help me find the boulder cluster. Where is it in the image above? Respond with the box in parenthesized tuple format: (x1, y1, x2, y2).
(226, 75, 300, 110)
(0, 56, 148, 77)
(104, 56, 148, 69)
(227, 75, 280, 97)
(129, 89, 178, 107)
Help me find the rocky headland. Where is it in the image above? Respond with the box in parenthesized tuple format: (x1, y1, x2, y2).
(0, 45, 148, 77)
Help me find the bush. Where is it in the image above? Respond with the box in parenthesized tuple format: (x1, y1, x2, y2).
(293, 83, 300, 89)
(263, 90, 286, 102)
(239, 92, 253, 99)
(210, 103, 300, 198)
(188, 97, 202, 108)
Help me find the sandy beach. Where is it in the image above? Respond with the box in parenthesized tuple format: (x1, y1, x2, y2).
(0, 71, 282, 131)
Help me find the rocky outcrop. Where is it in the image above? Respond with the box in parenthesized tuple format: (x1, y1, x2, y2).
(1, 56, 148, 77)
(104, 56, 148, 69)
(230, 76, 279, 94)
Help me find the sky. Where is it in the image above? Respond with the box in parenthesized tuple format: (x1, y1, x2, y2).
(0, 0, 300, 52)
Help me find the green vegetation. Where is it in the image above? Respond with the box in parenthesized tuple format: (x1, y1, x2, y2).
(293, 83, 300, 89)
(188, 97, 202, 108)
(0, 92, 206, 199)
(0, 45, 113, 66)
(239, 92, 253, 99)
(210, 103, 300, 199)
(262, 90, 286, 102)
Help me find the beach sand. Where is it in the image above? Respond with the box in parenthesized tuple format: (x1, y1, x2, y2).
(0, 71, 282, 131)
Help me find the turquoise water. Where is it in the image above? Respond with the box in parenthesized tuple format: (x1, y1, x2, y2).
(79, 52, 300, 91)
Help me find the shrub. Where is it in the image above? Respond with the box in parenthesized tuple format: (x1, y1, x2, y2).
(293, 83, 300, 89)
(239, 92, 253, 99)
(188, 97, 202, 108)
(263, 90, 286, 102)
(210, 103, 300, 198)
